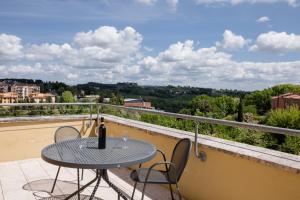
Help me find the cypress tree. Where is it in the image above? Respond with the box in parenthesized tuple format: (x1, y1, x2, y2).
(237, 96, 244, 122)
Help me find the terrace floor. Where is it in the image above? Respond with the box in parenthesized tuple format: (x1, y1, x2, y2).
(0, 158, 179, 200)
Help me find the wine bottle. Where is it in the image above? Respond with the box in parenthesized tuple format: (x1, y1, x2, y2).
(98, 117, 106, 149)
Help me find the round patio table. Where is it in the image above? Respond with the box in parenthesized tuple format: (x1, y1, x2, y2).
(41, 137, 156, 200)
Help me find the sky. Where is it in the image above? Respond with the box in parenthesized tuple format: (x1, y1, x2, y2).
(0, 0, 300, 90)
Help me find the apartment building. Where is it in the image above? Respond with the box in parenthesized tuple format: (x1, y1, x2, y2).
(124, 98, 153, 109)
(0, 81, 55, 103)
(11, 83, 40, 99)
(0, 82, 9, 93)
(29, 93, 55, 103)
(272, 93, 300, 109)
(0, 92, 18, 103)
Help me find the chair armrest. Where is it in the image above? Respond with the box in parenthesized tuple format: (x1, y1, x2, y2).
(156, 149, 168, 171)
(144, 161, 178, 184)
(156, 149, 167, 162)
(139, 149, 167, 169)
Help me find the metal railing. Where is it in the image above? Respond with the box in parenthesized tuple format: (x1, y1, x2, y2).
(1, 102, 300, 161)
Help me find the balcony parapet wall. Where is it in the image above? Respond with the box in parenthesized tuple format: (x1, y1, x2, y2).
(0, 114, 300, 200)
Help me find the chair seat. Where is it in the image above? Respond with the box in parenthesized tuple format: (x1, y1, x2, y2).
(130, 168, 174, 184)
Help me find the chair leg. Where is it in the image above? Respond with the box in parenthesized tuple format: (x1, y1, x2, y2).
(141, 182, 147, 200)
(77, 168, 80, 200)
(175, 183, 182, 200)
(131, 181, 137, 200)
(169, 184, 175, 200)
(51, 166, 61, 193)
(81, 169, 84, 180)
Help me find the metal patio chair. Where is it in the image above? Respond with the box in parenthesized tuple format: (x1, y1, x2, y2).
(130, 138, 192, 200)
(50, 126, 83, 193)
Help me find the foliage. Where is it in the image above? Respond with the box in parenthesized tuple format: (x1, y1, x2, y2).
(244, 90, 272, 115)
(237, 97, 244, 122)
(264, 106, 300, 154)
(189, 95, 238, 119)
(244, 84, 300, 115)
(62, 91, 75, 103)
(1, 78, 300, 155)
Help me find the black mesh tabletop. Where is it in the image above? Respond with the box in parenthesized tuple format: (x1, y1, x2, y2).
(41, 137, 156, 169)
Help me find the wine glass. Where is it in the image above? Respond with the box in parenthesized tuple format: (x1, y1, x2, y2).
(95, 125, 99, 137)
(79, 140, 86, 149)
(122, 131, 129, 149)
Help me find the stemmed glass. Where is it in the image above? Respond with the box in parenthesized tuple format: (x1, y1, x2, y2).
(122, 131, 129, 149)
(79, 140, 86, 149)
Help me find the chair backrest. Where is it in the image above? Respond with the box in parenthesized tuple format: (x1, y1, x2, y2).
(54, 126, 81, 143)
(169, 138, 192, 182)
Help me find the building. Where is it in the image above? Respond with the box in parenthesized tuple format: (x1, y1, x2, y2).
(103, 98, 110, 103)
(0, 81, 56, 104)
(0, 82, 9, 93)
(29, 93, 56, 103)
(78, 95, 100, 102)
(124, 98, 153, 109)
(0, 92, 18, 103)
(11, 83, 40, 100)
(271, 93, 300, 109)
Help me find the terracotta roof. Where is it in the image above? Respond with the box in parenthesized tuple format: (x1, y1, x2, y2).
(272, 93, 300, 99)
(0, 92, 18, 98)
(29, 93, 55, 99)
(283, 94, 300, 100)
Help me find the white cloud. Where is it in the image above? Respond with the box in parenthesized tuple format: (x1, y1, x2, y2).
(250, 31, 300, 52)
(26, 43, 74, 61)
(136, 0, 179, 11)
(136, 0, 157, 5)
(144, 47, 153, 52)
(256, 16, 270, 23)
(166, 0, 179, 11)
(73, 26, 142, 65)
(138, 39, 300, 89)
(1, 27, 300, 90)
(216, 30, 250, 50)
(0, 34, 23, 60)
(67, 73, 79, 80)
(195, 0, 298, 7)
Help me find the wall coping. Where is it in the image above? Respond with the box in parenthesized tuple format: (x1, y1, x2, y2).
(0, 114, 299, 173)
(102, 114, 300, 174)
(0, 115, 91, 123)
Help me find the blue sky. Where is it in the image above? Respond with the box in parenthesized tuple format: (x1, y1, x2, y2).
(0, 0, 300, 90)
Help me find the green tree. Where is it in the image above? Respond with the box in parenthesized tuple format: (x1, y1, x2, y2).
(244, 90, 272, 115)
(62, 91, 75, 103)
(265, 106, 300, 154)
(237, 97, 244, 122)
(190, 95, 213, 115)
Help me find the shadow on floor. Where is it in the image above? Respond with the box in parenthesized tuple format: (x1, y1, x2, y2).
(23, 179, 103, 200)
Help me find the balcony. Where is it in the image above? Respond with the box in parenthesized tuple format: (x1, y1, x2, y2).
(0, 103, 300, 200)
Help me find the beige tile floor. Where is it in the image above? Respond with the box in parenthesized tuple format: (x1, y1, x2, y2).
(0, 158, 180, 200)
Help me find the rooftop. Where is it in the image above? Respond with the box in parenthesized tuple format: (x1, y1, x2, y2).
(0, 103, 299, 200)
(0, 158, 176, 200)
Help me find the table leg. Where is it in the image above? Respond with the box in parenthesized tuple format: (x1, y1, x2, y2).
(89, 171, 102, 200)
(63, 169, 128, 200)
(77, 168, 80, 200)
(64, 170, 100, 200)
(101, 170, 128, 200)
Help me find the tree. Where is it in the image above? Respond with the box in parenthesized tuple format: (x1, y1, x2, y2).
(244, 90, 272, 115)
(62, 91, 75, 103)
(190, 95, 213, 115)
(264, 106, 300, 153)
(237, 97, 244, 122)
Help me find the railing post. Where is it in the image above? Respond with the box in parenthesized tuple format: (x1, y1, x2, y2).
(195, 122, 206, 161)
(88, 104, 93, 128)
(97, 104, 100, 124)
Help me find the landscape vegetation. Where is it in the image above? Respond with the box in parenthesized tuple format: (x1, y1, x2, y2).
(1, 79, 300, 155)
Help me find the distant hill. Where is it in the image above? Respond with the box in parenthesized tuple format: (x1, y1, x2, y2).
(0, 79, 248, 112)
